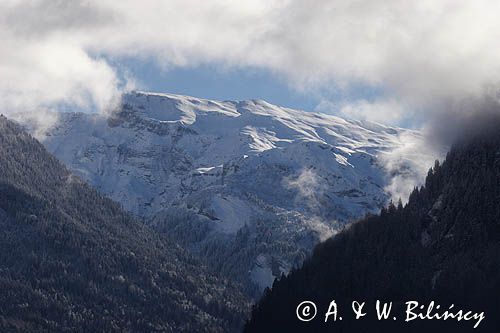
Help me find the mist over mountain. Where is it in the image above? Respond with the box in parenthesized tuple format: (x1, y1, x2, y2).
(0, 115, 248, 332)
(33, 91, 437, 297)
(245, 119, 500, 332)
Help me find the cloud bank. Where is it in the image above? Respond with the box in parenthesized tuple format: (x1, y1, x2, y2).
(2, 0, 500, 122)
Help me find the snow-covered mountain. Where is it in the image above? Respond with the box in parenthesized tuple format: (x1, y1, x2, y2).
(38, 91, 430, 296)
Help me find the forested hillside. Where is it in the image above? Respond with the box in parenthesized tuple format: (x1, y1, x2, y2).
(246, 123, 500, 332)
(0, 115, 249, 332)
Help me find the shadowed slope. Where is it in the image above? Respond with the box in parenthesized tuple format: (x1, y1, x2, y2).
(0, 115, 249, 332)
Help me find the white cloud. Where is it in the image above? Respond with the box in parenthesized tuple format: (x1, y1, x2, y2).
(0, 1, 121, 114)
(285, 168, 335, 241)
(0, 39, 121, 112)
(339, 99, 409, 125)
(285, 168, 326, 211)
(378, 130, 446, 202)
(2, 0, 500, 122)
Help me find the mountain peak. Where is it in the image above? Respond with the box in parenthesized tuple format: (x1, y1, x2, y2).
(123, 91, 241, 124)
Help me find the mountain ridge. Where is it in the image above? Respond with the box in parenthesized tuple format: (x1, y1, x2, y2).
(29, 91, 436, 296)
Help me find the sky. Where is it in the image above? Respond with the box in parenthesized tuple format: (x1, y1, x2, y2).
(122, 59, 321, 112)
(2, 0, 500, 128)
(118, 58, 385, 120)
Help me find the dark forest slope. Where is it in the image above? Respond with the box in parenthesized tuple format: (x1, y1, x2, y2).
(0, 115, 249, 332)
(246, 124, 500, 332)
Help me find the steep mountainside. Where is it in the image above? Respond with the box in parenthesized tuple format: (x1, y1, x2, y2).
(245, 124, 500, 332)
(0, 115, 248, 332)
(38, 91, 432, 296)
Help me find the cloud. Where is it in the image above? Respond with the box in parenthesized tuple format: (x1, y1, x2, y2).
(378, 131, 445, 202)
(285, 168, 326, 211)
(97, 0, 500, 105)
(422, 93, 500, 146)
(0, 1, 123, 114)
(2, 0, 500, 120)
(338, 99, 409, 125)
(0, 39, 121, 112)
(284, 168, 335, 241)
